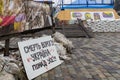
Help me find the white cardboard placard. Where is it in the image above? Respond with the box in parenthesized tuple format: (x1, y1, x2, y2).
(18, 36, 62, 80)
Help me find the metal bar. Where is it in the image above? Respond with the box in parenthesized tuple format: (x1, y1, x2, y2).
(87, 0, 88, 7)
(61, 0, 64, 10)
(4, 39, 10, 56)
(102, 0, 104, 4)
(62, 3, 113, 5)
(51, 3, 56, 33)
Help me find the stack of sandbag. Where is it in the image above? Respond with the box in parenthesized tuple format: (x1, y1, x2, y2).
(52, 32, 75, 60)
(0, 53, 27, 80)
(25, 1, 52, 30)
(42, 32, 75, 60)
(54, 42, 71, 60)
(53, 32, 74, 51)
(87, 19, 120, 32)
(0, 42, 4, 49)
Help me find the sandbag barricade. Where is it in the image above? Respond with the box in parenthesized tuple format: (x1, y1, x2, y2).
(0, 0, 52, 36)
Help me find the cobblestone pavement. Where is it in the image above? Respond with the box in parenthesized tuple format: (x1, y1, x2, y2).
(33, 33, 120, 80)
(9, 33, 120, 80)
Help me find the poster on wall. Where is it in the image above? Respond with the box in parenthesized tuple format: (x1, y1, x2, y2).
(93, 13, 101, 21)
(101, 12, 115, 20)
(71, 11, 115, 21)
(71, 12, 84, 20)
(71, 12, 94, 20)
(71, 12, 94, 21)
(84, 12, 94, 21)
(18, 36, 63, 80)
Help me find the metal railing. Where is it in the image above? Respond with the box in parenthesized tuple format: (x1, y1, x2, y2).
(77, 18, 93, 38)
(59, 0, 114, 9)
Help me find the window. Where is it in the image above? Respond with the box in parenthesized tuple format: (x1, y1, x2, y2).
(88, 0, 96, 4)
(96, 0, 102, 4)
(103, 0, 112, 4)
(63, 0, 72, 4)
(79, 0, 87, 4)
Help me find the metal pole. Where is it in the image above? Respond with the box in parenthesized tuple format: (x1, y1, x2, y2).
(4, 39, 10, 56)
(51, 1, 56, 33)
(61, 0, 64, 10)
(87, 0, 88, 7)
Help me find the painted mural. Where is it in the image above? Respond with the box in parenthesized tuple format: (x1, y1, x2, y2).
(71, 12, 82, 19)
(85, 13, 92, 20)
(71, 12, 115, 21)
(102, 12, 114, 18)
(94, 13, 101, 20)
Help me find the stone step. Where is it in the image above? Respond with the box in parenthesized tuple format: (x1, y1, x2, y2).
(56, 24, 94, 38)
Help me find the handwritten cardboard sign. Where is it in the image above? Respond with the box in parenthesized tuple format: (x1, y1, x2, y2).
(18, 36, 62, 80)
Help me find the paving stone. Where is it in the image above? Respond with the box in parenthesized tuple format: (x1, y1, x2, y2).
(84, 66, 92, 69)
(104, 73, 112, 77)
(33, 76, 42, 80)
(67, 66, 76, 74)
(48, 70, 55, 80)
(54, 77, 64, 80)
(92, 75, 101, 80)
(69, 74, 79, 80)
(108, 77, 117, 80)
(111, 73, 120, 78)
(85, 74, 93, 79)
(101, 79, 108, 80)
(64, 76, 72, 80)
(116, 61, 120, 65)
(116, 78, 120, 80)
(88, 79, 94, 80)
(78, 76, 89, 80)
(108, 70, 117, 73)
(54, 66, 62, 77)
(116, 70, 120, 74)
(41, 73, 48, 80)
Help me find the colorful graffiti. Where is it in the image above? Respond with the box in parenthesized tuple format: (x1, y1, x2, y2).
(85, 13, 92, 20)
(71, 11, 115, 20)
(102, 12, 113, 18)
(72, 12, 82, 19)
(94, 13, 101, 20)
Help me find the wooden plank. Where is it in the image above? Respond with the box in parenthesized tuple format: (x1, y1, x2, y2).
(0, 26, 54, 56)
